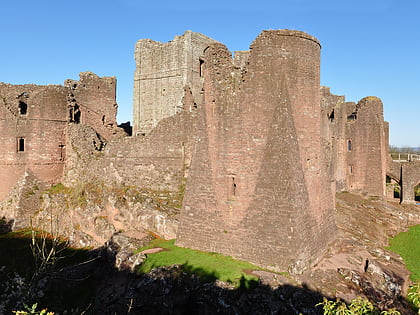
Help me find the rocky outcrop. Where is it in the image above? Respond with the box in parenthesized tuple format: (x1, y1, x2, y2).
(106, 233, 152, 272)
(31, 183, 180, 248)
(0, 170, 46, 230)
(0, 191, 419, 314)
(300, 192, 419, 313)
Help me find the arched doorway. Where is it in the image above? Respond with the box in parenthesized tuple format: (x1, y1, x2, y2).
(386, 174, 401, 201)
(415, 182, 420, 203)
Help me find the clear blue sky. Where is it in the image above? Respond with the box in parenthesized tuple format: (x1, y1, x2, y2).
(1, 0, 418, 147)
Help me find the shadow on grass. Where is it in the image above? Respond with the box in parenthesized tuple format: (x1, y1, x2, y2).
(0, 234, 416, 315)
(0, 230, 93, 313)
(0, 216, 13, 235)
(182, 263, 218, 283)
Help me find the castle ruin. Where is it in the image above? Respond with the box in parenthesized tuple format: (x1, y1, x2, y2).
(0, 29, 394, 273)
(132, 30, 390, 272)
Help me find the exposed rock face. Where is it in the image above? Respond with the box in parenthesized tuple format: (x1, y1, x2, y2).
(106, 233, 152, 272)
(32, 184, 179, 248)
(0, 191, 418, 314)
(0, 170, 46, 230)
(301, 192, 420, 312)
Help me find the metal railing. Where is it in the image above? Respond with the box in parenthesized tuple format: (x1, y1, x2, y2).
(391, 153, 420, 162)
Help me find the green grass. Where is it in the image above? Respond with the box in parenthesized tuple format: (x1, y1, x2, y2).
(137, 239, 261, 288)
(387, 224, 420, 282)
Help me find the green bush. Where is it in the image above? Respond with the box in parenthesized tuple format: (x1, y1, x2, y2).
(316, 297, 400, 315)
(408, 283, 420, 314)
(13, 303, 54, 314)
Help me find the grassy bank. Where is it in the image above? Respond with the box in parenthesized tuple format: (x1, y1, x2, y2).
(387, 224, 420, 282)
(137, 239, 261, 288)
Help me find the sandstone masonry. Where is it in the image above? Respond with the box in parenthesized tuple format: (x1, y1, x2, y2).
(0, 72, 121, 200)
(0, 29, 395, 274)
(176, 30, 336, 273)
(132, 31, 218, 135)
(321, 88, 389, 198)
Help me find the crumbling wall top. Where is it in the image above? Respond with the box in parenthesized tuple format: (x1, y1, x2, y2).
(135, 30, 218, 51)
(233, 50, 250, 69)
(64, 71, 116, 88)
(255, 29, 321, 48)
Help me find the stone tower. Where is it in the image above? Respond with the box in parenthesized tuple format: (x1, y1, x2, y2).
(321, 88, 389, 198)
(132, 31, 218, 135)
(176, 30, 336, 273)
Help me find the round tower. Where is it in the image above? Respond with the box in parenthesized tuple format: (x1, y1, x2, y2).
(250, 30, 321, 169)
(247, 30, 335, 270)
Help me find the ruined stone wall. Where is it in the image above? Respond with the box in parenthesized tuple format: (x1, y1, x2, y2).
(177, 30, 336, 273)
(0, 72, 122, 201)
(65, 72, 119, 140)
(0, 83, 68, 200)
(401, 162, 420, 204)
(344, 97, 387, 197)
(322, 88, 388, 198)
(320, 86, 345, 187)
(133, 31, 217, 135)
(63, 106, 198, 195)
(233, 50, 250, 69)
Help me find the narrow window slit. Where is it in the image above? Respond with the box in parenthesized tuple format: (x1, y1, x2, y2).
(18, 138, 25, 152)
(199, 59, 204, 77)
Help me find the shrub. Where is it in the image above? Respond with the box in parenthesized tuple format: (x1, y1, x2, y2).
(316, 297, 401, 315)
(13, 303, 54, 314)
(408, 283, 420, 314)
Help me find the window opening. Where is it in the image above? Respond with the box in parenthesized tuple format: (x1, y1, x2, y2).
(18, 138, 25, 152)
(347, 112, 357, 121)
(59, 144, 65, 161)
(349, 165, 353, 174)
(364, 259, 369, 272)
(347, 139, 352, 152)
(199, 59, 204, 77)
(328, 109, 334, 122)
(19, 101, 27, 115)
(232, 177, 237, 196)
(70, 104, 81, 123)
(228, 176, 237, 200)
